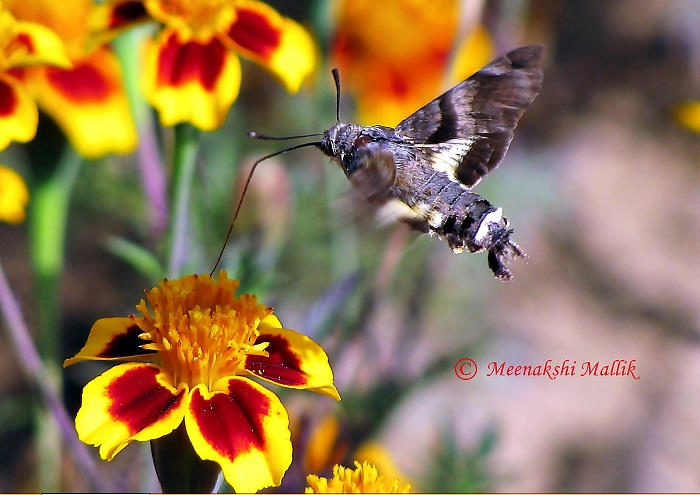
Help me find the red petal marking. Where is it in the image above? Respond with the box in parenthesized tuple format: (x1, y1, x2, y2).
(190, 379, 270, 460)
(97, 324, 156, 359)
(107, 366, 185, 435)
(0, 78, 18, 117)
(12, 33, 35, 54)
(389, 70, 409, 98)
(46, 63, 111, 103)
(157, 33, 226, 91)
(109, 1, 148, 28)
(244, 334, 307, 386)
(228, 7, 281, 60)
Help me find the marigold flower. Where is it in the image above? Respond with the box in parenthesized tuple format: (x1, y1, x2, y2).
(0, 165, 29, 223)
(65, 271, 340, 493)
(94, 0, 317, 130)
(331, 0, 492, 127)
(306, 461, 411, 493)
(5, 0, 138, 158)
(0, 8, 71, 151)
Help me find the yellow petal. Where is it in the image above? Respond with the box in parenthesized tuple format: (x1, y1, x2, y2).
(0, 72, 38, 150)
(304, 414, 342, 474)
(222, 0, 316, 92)
(242, 315, 341, 401)
(0, 10, 72, 69)
(63, 317, 156, 367)
(142, 28, 241, 130)
(24, 47, 138, 158)
(0, 165, 29, 224)
(5, 0, 92, 56)
(75, 363, 188, 460)
(185, 378, 292, 493)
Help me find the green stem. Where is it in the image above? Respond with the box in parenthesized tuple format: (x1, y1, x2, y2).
(167, 124, 199, 278)
(28, 149, 81, 491)
(151, 423, 221, 493)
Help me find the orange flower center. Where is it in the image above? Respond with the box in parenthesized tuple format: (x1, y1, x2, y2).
(306, 461, 411, 494)
(132, 272, 272, 390)
(145, 0, 234, 38)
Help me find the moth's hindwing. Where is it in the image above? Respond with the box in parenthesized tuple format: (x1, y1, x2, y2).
(395, 45, 544, 188)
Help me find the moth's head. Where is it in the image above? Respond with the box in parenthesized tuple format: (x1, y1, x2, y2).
(320, 121, 361, 161)
(318, 67, 350, 159)
(319, 122, 342, 157)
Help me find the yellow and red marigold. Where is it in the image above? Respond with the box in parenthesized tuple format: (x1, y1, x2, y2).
(5, 0, 138, 158)
(65, 271, 339, 492)
(0, 7, 70, 151)
(93, 0, 316, 130)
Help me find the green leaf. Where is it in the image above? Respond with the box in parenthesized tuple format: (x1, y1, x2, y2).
(105, 236, 164, 281)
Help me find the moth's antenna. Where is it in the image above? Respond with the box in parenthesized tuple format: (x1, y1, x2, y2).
(248, 131, 323, 140)
(332, 68, 341, 122)
(210, 140, 322, 276)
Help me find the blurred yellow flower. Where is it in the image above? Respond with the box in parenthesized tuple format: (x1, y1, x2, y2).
(675, 101, 700, 133)
(0, 8, 71, 151)
(331, 0, 493, 126)
(5, 0, 138, 158)
(0, 165, 29, 223)
(303, 414, 347, 475)
(353, 441, 410, 489)
(94, 0, 317, 130)
(306, 461, 411, 493)
(302, 413, 411, 490)
(65, 271, 340, 493)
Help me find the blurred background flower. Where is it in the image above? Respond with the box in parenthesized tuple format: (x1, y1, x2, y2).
(675, 100, 700, 133)
(5, 0, 137, 158)
(94, 0, 317, 130)
(0, 8, 70, 151)
(331, 0, 493, 126)
(0, 165, 28, 223)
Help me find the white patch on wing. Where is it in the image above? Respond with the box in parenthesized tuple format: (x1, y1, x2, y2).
(411, 200, 431, 218)
(475, 208, 503, 244)
(415, 138, 475, 185)
(427, 210, 444, 229)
